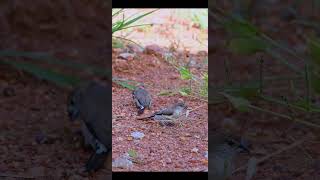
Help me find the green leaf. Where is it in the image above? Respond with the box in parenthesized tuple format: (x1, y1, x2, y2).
(200, 72, 208, 97)
(112, 9, 124, 17)
(229, 37, 267, 55)
(293, 99, 320, 112)
(237, 86, 259, 99)
(112, 9, 158, 34)
(158, 90, 176, 96)
(294, 99, 310, 111)
(224, 18, 259, 37)
(202, 72, 208, 81)
(128, 149, 137, 158)
(308, 37, 320, 66)
(0, 50, 111, 78)
(310, 71, 320, 94)
(1, 60, 81, 87)
(221, 93, 251, 112)
(113, 79, 136, 90)
(112, 38, 124, 48)
(179, 67, 192, 80)
(179, 87, 191, 96)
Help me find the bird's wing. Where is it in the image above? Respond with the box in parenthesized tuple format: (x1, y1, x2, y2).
(81, 121, 96, 148)
(80, 82, 112, 150)
(82, 111, 111, 150)
(155, 106, 175, 115)
(133, 88, 151, 107)
(133, 90, 143, 108)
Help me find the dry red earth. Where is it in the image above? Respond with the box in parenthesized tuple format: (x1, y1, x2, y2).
(211, 1, 320, 179)
(112, 56, 208, 171)
(112, 9, 208, 171)
(0, 1, 111, 179)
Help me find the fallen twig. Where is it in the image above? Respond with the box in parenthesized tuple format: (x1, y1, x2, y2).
(233, 136, 309, 174)
(0, 173, 36, 179)
(188, 104, 207, 113)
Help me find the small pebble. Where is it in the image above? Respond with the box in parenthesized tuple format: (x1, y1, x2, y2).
(131, 131, 145, 140)
(112, 155, 133, 169)
(191, 147, 199, 153)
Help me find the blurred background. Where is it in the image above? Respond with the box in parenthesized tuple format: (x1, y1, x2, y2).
(210, 0, 320, 179)
(0, 1, 112, 179)
(112, 9, 208, 172)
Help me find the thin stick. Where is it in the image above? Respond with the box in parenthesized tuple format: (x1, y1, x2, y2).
(112, 35, 143, 49)
(188, 104, 208, 113)
(288, 135, 313, 161)
(224, 58, 231, 85)
(232, 137, 308, 174)
(305, 64, 311, 111)
(249, 105, 320, 128)
(136, 115, 154, 120)
(0, 173, 37, 179)
(259, 56, 264, 94)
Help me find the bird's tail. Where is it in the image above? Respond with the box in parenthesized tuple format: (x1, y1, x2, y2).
(138, 106, 145, 115)
(85, 152, 108, 172)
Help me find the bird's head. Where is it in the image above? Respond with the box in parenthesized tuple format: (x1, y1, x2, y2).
(176, 98, 187, 109)
(136, 83, 145, 89)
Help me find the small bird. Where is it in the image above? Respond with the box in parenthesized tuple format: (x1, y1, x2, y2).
(132, 84, 152, 115)
(209, 132, 249, 180)
(137, 99, 187, 126)
(67, 81, 112, 172)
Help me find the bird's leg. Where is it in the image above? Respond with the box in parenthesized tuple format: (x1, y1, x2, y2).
(85, 140, 108, 172)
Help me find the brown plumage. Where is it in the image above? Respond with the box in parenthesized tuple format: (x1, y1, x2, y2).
(132, 84, 152, 115)
(67, 81, 111, 172)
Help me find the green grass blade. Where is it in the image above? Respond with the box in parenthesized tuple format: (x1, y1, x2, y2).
(1, 60, 81, 87)
(0, 50, 111, 78)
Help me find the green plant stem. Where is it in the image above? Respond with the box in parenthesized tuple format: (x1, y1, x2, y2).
(261, 34, 305, 64)
(305, 64, 311, 111)
(112, 36, 143, 48)
(259, 95, 307, 112)
(265, 48, 302, 74)
(248, 105, 320, 128)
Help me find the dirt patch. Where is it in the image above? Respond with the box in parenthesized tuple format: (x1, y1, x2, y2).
(112, 9, 208, 171)
(0, 1, 111, 179)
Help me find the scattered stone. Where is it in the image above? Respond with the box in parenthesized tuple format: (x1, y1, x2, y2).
(127, 44, 144, 53)
(112, 154, 133, 169)
(144, 44, 164, 56)
(131, 131, 145, 140)
(204, 151, 208, 159)
(191, 147, 199, 153)
(118, 53, 135, 61)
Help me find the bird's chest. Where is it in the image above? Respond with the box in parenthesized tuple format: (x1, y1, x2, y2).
(172, 108, 183, 118)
